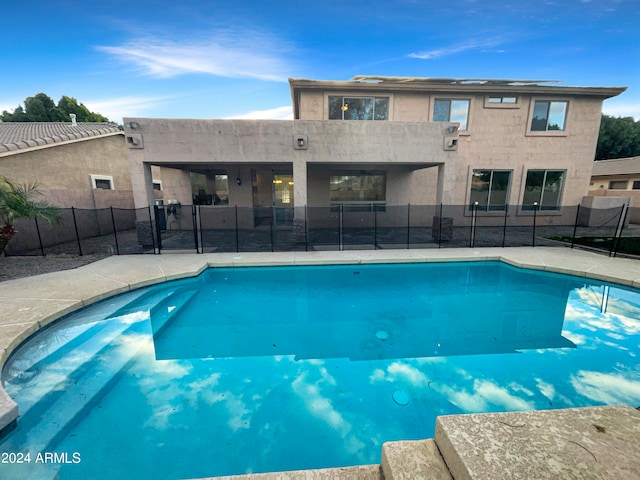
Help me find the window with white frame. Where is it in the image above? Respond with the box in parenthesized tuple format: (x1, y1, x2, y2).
(530, 100, 568, 131)
(90, 175, 114, 190)
(152, 180, 163, 191)
(469, 170, 512, 211)
(487, 96, 517, 104)
(433, 99, 470, 130)
(328, 96, 389, 120)
(522, 170, 565, 210)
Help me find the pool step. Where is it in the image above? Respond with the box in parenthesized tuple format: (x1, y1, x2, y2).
(149, 287, 199, 336)
(9, 318, 141, 417)
(3, 321, 148, 454)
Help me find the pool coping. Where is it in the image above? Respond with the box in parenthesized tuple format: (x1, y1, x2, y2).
(1, 246, 639, 438)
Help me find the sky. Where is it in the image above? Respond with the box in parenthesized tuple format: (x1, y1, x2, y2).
(1, 0, 639, 123)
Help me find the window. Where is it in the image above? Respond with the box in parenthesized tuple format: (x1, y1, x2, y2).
(152, 180, 163, 191)
(469, 170, 512, 211)
(328, 96, 388, 120)
(433, 99, 470, 130)
(191, 172, 229, 205)
(609, 180, 628, 190)
(487, 96, 517, 104)
(522, 170, 565, 210)
(90, 174, 114, 190)
(330, 171, 386, 205)
(633, 181, 640, 190)
(530, 101, 568, 131)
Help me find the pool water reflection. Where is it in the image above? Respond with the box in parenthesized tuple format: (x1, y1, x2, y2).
(1, 262, 639, 480)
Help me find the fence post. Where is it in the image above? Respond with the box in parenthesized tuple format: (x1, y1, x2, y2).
(532, 202, 538, 247)
(502, 204, 508, 248)
(198, 205, 205, 254)
(374, 204, 378, 250)
(339, 203, 344, 251)
(270, 206, 274, 252)
(71, 207, 83, 256)
(191, 205, 199, 253)
(34, 216, 45, 256)
(146, 206, 157, 254)
(571, 204, 581, 249)
(235, 205, 239, 253)
(611, 204, 629, 257)
(153, 205, 163, 254)
(438, 203, 443, 249)
(470, 202, 478, 248)
(305, 205, 309, 252)
(407, 203, 411, 249)
(110, 207, 120, 255)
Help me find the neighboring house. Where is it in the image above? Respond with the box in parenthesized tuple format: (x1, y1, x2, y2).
(0, 121, 135, 209)
(123, 76, 625, 227)
(589, 156, 640, 223)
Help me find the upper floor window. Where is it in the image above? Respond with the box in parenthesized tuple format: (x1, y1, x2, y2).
(633, 180, 640, 190)
(609, 180, 628, 190)
(488, 96, 517, 104)
(530, 101, 568, 131)
(522, 169, 565, 210)
(328, 96, 388, 120)
(469, 169, 512, 211)
(433, 99, 470, 130)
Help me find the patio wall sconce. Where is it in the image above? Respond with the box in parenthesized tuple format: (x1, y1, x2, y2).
(236, 177, 242, 186)
(293, 134, 308, 150)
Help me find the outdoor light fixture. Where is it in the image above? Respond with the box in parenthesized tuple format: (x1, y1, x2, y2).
(236, 177, 242, 186)
(127, 121, 139, 130)
(447, 125, 458, 133)
(297, 137, 305, 147)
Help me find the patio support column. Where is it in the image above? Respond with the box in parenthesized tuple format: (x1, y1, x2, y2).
(293, 156, 308, 244)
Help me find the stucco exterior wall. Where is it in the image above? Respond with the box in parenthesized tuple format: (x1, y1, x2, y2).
(124, 118, 457, 209)
(0, 134, 132, 208)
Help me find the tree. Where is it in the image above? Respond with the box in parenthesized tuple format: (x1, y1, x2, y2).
(0, 93, 110, 123)
(0, 177, 59, 254)
(596, 114, 640, 160)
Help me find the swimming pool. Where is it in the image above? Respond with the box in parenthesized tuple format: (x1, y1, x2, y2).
(1, 261, 640, 479)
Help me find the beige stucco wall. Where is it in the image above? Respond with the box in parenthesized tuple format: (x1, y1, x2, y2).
(0, 134, 133, 209)
(296, 89, 603, 209)
(124, 118, 457, 210)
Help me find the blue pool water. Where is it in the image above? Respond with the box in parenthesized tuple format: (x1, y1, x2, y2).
(2, 261, 640, 479)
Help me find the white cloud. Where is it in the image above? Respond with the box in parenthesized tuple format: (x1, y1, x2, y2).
(408, 38, 505, 60)
(84, 95, 175, 122)
(96, 30, 294, 82)
(602, 101, 640, 120)
(225, 106, 293, 120)
(571, 370, 640, 404)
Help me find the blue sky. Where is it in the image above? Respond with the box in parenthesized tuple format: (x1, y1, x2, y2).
(1, 0, 639, 122)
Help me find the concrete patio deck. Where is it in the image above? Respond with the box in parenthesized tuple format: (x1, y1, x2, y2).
(1, 247, 639, 478)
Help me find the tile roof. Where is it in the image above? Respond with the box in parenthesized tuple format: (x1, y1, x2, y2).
(591, 156, 640, 176)
(0, 122, 123, 155)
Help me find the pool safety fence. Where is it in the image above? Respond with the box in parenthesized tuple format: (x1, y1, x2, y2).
(3, 203, 638, 258)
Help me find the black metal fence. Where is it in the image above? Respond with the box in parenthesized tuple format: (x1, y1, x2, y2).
(4, 203, 638, 258)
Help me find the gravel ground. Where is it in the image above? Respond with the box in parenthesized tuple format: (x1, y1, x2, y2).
(0, 253, 111, 282)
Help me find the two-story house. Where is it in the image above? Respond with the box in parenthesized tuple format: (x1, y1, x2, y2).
(123, 76, 624, 235)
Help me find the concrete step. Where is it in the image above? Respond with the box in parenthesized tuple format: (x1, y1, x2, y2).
(381, 439, 452, 480)
(434, 404, 640, 480)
